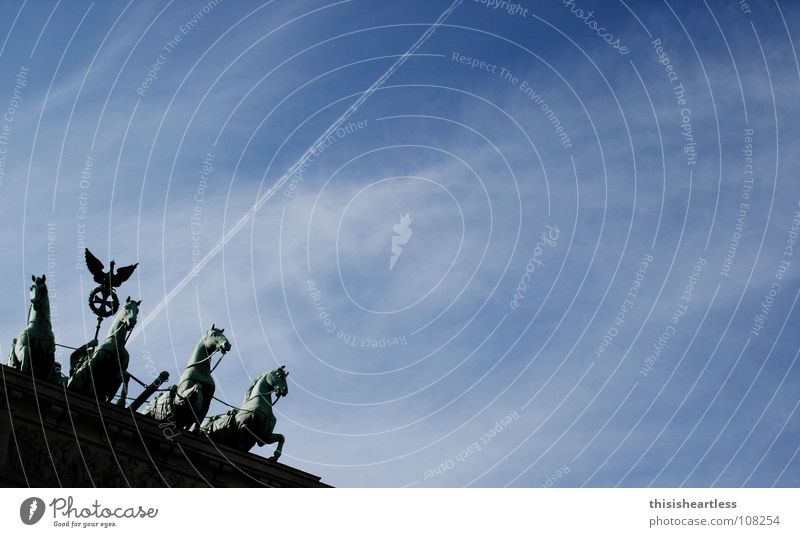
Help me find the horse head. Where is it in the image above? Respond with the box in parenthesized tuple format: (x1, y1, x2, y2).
(267, 365, 289, 397)
(203, 324, 231, 355)
(120, 296, 142, 331)
(29, 274, 47, 311)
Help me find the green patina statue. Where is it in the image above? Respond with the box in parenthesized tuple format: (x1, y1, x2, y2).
(68, 338, 99, 377)
(143, 325, 231, 431)
(7, 257, 294, 464)
(67, 297, 140, 402)
(7, 275, 56, 380)
(201, 366, 288, 462)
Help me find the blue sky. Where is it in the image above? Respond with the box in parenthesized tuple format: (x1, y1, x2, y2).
(1, 0, 799, 487)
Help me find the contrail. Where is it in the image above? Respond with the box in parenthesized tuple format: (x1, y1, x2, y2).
(130, 1, 463, 341)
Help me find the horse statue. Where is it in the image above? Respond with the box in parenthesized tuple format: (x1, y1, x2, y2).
(143, 325, 231, 431)
(201, 366, 288, 462)
(66, 297, 140, 402)
(7, 275, 56, 380)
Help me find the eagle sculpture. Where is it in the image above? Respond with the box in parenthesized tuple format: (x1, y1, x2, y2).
(85, 248, 138, 295)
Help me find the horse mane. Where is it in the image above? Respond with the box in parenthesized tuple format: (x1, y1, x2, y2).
(244, 371, 268, 400)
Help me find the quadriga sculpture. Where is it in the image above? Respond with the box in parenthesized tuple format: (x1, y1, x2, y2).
(7, 275, 56, 380)
(144, 325, 230, 431)
(67, 297, 140, 402)
(201, 366, 288, 462)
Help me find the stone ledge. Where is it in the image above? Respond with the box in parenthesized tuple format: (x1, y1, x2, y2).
(0, 365, 330, 487)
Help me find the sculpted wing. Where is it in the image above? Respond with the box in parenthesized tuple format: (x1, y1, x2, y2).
(111, 263, 138, 287)
(84, 249, 107, 284)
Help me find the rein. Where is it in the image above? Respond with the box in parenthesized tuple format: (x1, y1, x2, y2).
(54, 318, 131, 351)
(106, 319, 131, 344)
(242, 373, 286, 406)
(243, 386, 278, 404)
(185, 347, 223, 370)
(214, 385, 281, 413)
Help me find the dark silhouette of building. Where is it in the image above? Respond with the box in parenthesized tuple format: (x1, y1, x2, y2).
(0, 365, 329, 487)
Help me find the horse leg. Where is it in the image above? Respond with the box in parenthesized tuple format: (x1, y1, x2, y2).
(7, 339, 19, 368)
(175, 383, 201, 431)
(19, 344, 32, 375)
(191, 398, 208, 433)
(66, 361, 87, 392)
(263, 433, 285, 462)
(190, 389, 205, 433)
(116, 373, 130, 407)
